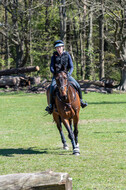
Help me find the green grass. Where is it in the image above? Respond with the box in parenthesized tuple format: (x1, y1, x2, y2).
(0, 92, 126, 189)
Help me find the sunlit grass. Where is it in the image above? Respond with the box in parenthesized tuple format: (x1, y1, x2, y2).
(0, 92, 126, 189)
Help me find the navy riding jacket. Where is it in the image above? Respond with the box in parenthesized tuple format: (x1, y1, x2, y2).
(50, 51, 73, 77)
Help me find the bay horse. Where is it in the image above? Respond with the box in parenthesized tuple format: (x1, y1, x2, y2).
(46, 71, 80, 155)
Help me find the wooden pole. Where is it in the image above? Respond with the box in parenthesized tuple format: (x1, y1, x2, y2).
(0, 171, 72, 190)
(0, 66, 39, 76)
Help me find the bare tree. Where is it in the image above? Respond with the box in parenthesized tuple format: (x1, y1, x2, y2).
(29, 0, 33, 67)
(86, 5, 94, 79)
(59, 0, 66, 45)
(99, 0, 105, 79)
(4, 0, 10, 68)
(105, 0, 126, 90)
(0, 0, 30, 68)
(78, 0, 87, 80)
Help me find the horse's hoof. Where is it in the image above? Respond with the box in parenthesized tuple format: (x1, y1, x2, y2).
(73, 148, 80, 156)
(63, 145, 69, 150)
(74, 152, 80, 156)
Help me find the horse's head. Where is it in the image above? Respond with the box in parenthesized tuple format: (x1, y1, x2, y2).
(55, 71, 68, 101)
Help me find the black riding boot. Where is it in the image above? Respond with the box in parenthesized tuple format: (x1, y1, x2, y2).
(78, 86, 88, 108)
(45, 86, 53, 114)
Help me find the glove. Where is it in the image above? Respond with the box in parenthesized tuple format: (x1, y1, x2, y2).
(67, 73, 70, 78)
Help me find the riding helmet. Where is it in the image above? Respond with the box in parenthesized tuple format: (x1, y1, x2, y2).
(54, 40, 64, 47)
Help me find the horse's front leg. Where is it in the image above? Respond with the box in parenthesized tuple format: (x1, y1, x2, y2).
(54, 114, 68, 150)
(62, 119, 79, 155)
(73, 113, 79, 146)
(69, 119, 73, 132)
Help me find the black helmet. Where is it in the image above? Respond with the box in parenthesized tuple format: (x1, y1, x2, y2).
(54, 40, 64, 47)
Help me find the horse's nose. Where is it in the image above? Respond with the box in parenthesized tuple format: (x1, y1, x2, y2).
(60, 86, 64, 91)
(63, 95, 67, 101)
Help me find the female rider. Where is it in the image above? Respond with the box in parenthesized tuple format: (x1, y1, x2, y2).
(45, 40, 88, 114)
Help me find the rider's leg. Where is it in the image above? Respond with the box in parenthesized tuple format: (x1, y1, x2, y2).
(45, 77, 56, 114)
(68, 76, 88, 108)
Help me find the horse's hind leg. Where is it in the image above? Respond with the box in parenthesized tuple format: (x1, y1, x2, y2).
(54, 115, 68, 150)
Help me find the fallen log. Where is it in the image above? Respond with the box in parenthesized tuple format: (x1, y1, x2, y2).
(0, 76, 20, 87)
(0, 76, 41, 88)
(0, 66, 39, 76)
(0, 171, 72, 190)
(91, 80, 105, 87)
(78, 80, 105, 88)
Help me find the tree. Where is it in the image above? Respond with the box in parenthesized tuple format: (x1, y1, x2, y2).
(99, 0, 105, 79)
(86, 4, 94, 80)
(0, 0, 30, 68)
(105, 0, 126, 90)
(59, 0, 66, 44)
(0, 0, 125, 88)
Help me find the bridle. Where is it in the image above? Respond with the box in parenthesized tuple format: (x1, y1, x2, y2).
(56, 72, 69, 98)
(59, 83, 68, 91)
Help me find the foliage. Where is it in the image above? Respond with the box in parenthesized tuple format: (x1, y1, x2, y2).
(104, 52, 121, 81)
(0, 0, 125, 84)
(0, 58, 5, 67)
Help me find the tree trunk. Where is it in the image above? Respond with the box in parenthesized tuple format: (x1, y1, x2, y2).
(44, 0, 50, 70)
(86, 5, 94, 80)
(119, 4, 126, 90)
(2, 0, 30, 68)
(80, 2, 86, 80)
(60, 0, 66, 45)
(4, 0, 10, 69)
(119, 63, 126, 90)
(99, 0, 105, 79)
(29, 0, 33, 67)
(116, 4, 126, 91)
(73, 18, 79, 78)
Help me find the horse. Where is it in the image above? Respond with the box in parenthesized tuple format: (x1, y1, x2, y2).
(46, 71, 80, 155)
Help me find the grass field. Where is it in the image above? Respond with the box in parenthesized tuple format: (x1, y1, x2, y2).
(0, 91, 126, 189)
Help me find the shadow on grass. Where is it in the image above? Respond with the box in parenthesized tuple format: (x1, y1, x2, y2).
(89, 101, 126, 105)
(94, 131, 126, 134)
(0, 147, 72, 157)
(0, 147, 47, 157)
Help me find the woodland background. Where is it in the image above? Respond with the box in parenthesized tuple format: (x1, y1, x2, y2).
(0, 0, 126, 90)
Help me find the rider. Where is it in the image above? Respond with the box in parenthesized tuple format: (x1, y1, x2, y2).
(45, 40, 88, 114)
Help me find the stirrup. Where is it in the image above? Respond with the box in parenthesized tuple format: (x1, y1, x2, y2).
(80, 100, 88, 108)
(45, 105, 53, 114)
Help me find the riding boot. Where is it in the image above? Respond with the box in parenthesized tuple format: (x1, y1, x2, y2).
(45, 86, 54, 114)
(78, 86, 88, 108)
